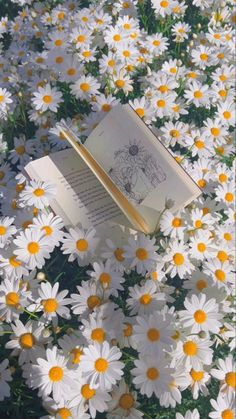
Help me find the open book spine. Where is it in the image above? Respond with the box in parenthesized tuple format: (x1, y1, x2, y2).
(59, 126, 152, 234)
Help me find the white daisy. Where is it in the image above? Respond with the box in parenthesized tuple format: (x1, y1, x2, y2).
(32, 84, 63, 112)
(176, 409, 200, 419)
(23, 346, 77, 403)
(19, 179, 57, 209)
(209, 393, 236, 419)
(31, 212, 64, 247)
(61, 226, 99, 266)
(211, 355, 236, 397)
(88, 260, 125, 296)
(163, 240, 194, 278)
(71, 75, 100, 100)
(0, 278, 29, 322)
(107, 379, 143, 419)
(127, 280, 166, 315)
(80, 341, 124, 390)
(70, 280, 105, 316)
(78, 378, 111, 418)
(37, 281, 71, 326)
(124, 234, 159, 275)
(131, 354, 174, 397)
(13, 228, 54, 270)
(0, 216, 16, 248)
(172, 337, 213, 370)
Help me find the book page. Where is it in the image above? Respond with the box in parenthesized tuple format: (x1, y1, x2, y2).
(24, 148, 123, 229)
(85, 104, 201, 229)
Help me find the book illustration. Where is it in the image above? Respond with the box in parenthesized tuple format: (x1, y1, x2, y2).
(108, 139, 167, 205)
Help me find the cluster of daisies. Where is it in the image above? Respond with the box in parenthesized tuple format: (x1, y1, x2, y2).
(0, 0, 235, 418)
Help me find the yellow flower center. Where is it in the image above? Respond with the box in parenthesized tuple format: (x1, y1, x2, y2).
(0, 95, 5, 102)
(76, 239, 89, 251)
(196, 279, 208, 291)
(225, 372, 236, 388)
(217, 250, 228, 262)
(195, 220, 203, 228)
(54, 39, 63, 46)
(82, 51, 91, 58)
(160, 0, 169, 7)
(33, 188, 45, 196)
(124, 323, 133, 337)
(135, 107, 145, 118)
(157, 99, 166, 108)
(49, 366, 64, 382)
(95, 357, 109, 373)
(115, 79, 125, 88)
(219, 173, 228, 182)
(197, 243, 206, 252)
(147, 367, 159, 380)
(219, 89, 227, 97)
(215, 269, 226, 282)
(183, 341, 198, 356)
(87, 295, 101, 310)
(102, 104, 111, 112)
(173, 253, 185, 265)
(198, 179, 207, 188)
(58, 12, 65, 20)
(136, 248, 148, 260)
(0, 171, 5, 180)
(57, 407, 72, 419)
(119, 393, 134, 409)
(81, 384, 96, 399)
(147, 328, 160, 341)
(194, 90, 203, 98)
(194, 309, 207, 323)
(108, 59, 116, 67)
(172, 217, 182, 227)
(5, 292, 20, 307)
(67, 68, 76, 76)
(200, 53, 209, 61)
(43, 95, 53, 104)
(123, 50, 131, 57)
(140, 293, 152, 305)
(77, 35, 86, 43)
(211, 127, 220, 136)
(42, 225, 53, 236)
(43, 298, 58, 313)
(225, 192, 234, 202)
(224, 233, 232, 241)
(113, 34, 121, 42)
(222, 409, 234, 419)
(20, 333, 35, 349)
(71, 348, 83, 364)
(170, 129, 180, 138)
(99, 272, 111, 286)
(28, 242, 40, 254)
(0, 225, 7, 235)
(190, 369, 204, 381)
(80, 83, 90, 92)
(159, 85, 169, 93)
(114, 248, 125, 262)
(16, 145, 26, 155)
(91, 328, 106, 343)
(153, 40, 161, 46)
(56, 56, 64, 64)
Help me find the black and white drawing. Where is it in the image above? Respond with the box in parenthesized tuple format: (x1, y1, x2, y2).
(108, 139, 167, 205)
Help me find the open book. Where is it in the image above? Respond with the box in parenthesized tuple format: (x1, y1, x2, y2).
(24, 104, 201, 234)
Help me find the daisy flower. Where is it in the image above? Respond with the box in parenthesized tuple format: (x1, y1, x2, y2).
(171, 22, 191, 42)
(80, 341, 124, 390)
(0, 245, 28, 280)
(152, 0, 177, 17)
(187, 367, 210, 400)
(179, 294, 222, 334)
(203, 259, 234, 291)
(191, 45, 216, 69)
(184, 81, 210, 108)
(101, 238, 127, 273)
(81, 313, 111, 345)
(88, 260, 125, 296)
(19, 179, 57, 210)
(107, 379, 143, 419)
(127, 280, 165, 315)
(32, 84, 63, 112)
(71, 75, 100, 100)
(58, 333, 85, 366)
(160, 211, 186, 239)
(70, 280, 105, 316)
(203, 118, 228, 144)
(5, 319, 50, 365)
(0, 87, 13, 111)
(9, 135, 35, 166)
(189, 230, 215, 261)
(37, 281, 71, 326)
(183, 269, 213, 295)
(152, 92, 176, 118)
(0, 278, 29, 323)
(23, 346, 77, 403)
(163, 240, 194, 278)
(13, 228, 54, 270)
(76, 378, 111, 418)
(0, 359, 12, 401)
(131, 354, 174, 397)
(215, 182, 235, 208)
(0, 216, 16, 248)
(133, 311, 174, 356)
(31, 212, 64, 247)
(112, 68, 133, 95)
(61, 226, 99, 266)
(172, 337, 213, 370)
(124, 234, 159, 275)
(209, 393, 236, 419)
(211, 355, 236, 397)
(104, 26, 128, 48)
(41, 396, 90, 419)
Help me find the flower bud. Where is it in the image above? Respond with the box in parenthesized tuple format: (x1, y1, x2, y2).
(199, 330, 207, 339)
(37, 272, 46, 281)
